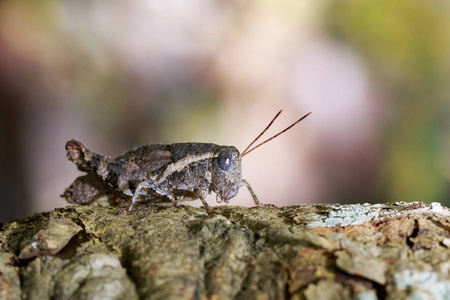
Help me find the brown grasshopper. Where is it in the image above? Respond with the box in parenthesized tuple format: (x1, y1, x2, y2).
(62, 110, 311, 216)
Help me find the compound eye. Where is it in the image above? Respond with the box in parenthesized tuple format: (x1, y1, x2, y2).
(218, 150, 233, 171)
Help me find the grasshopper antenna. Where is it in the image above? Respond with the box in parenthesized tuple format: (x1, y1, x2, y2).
(240, 111, 311, 157)
(241, 109, 283, 155)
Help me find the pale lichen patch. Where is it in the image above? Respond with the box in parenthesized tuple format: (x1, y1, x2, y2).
(307, 203, 384, 228)
(394, 270, 450, 300)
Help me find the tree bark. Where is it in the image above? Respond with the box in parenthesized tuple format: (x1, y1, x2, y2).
(1, 202, 450, 299)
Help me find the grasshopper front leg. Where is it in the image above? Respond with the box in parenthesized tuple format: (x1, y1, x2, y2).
(126, 181, 174, 212)
(241, 179, 276, 208)
(198, 196, 214, 217)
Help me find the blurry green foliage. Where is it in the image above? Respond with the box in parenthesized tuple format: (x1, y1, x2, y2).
(330, 0, 450, 204)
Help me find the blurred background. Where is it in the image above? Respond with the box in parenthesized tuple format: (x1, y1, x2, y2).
(1, 0, 449, 222)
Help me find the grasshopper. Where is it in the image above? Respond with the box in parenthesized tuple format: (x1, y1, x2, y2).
(62, 110, 311, 216)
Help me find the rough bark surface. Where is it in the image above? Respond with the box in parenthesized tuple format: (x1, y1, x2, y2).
(1, 202, 450, 300)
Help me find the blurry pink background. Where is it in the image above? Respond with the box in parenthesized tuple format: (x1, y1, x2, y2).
(1, 1, 449, 221)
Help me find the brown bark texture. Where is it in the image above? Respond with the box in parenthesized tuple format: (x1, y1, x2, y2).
(1, 202, 450, 300)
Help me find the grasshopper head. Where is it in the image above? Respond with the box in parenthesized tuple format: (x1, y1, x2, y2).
(211, 146, 242, 202)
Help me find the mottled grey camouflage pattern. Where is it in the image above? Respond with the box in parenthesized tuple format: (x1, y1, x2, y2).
(63, 140, 263, 216)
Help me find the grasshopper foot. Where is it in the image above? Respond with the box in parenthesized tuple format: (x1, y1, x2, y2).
(116, 209, 129, 216)
(258, 203, 277, 208)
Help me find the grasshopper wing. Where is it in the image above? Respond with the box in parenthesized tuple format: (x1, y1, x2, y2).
(125, 145, 173, 173)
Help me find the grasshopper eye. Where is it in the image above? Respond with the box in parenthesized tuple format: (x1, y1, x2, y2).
(218, 150, 233, 171)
